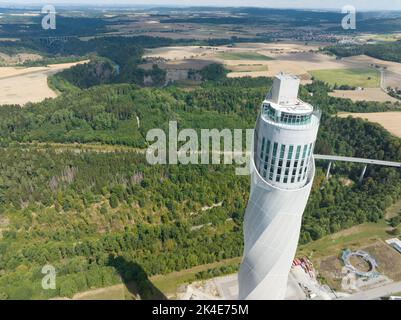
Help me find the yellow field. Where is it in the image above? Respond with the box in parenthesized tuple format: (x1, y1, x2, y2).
(0, 61, 88, 106)
(338, 112, 401, 138)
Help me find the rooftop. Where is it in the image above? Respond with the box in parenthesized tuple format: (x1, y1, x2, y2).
(263, 99, 313, 115)
(265, 73, 313, 115)
(275, 73, 299, 82)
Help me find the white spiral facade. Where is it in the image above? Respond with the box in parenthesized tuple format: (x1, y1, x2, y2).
(238, 74, 320, 300)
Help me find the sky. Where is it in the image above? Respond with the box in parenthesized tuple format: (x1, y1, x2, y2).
(0, 0, 401, 11)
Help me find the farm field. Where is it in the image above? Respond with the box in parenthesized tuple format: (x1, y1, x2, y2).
(358, 33, 401, 42)
(145, 42, 401, 90)
(338, 112, 401, 138)
(0, 61, 88, 106)
(226, 63, 269, 73)
(329, 88, 399, 103)
(144, 46, 218, 60)
(0, 52, 42, 66)
(215, 51, 273, 61)
(309, 68, 380, 88)
(145, 43, 401, 87)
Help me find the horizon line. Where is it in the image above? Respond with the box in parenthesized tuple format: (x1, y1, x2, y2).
(0, 3, 401, 13)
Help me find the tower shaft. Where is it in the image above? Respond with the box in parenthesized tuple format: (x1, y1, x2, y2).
(239, 74, 320, 300)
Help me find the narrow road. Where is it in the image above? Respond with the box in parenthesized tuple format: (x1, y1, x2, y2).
(379, 68, 387, 92)
(341, 281, 401, 300)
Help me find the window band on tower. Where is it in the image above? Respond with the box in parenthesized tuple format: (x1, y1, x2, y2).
(270, 142, 278, 180)
(276, 144, 286, 182)
(257, 138, 313, 185)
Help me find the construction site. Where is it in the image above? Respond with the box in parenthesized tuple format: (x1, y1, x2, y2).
(177, 257, 336, 300)
(178, 238, 401, 301)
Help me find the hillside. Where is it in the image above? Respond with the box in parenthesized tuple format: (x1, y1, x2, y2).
(0, 77, 400, 299)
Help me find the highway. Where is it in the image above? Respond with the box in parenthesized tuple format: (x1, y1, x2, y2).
(341, 281, 401, 300)
(314, 154, 401, 167)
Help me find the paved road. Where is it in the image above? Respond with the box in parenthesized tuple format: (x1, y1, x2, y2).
(314, 154, 401, 167)
(341, 281, 401, 300)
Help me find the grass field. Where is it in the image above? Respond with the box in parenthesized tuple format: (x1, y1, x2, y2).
(297, 221, 390, 261)
(151, 257, 241, 297)
(73, 284, 127, 300)
(227, 64, 268, 73)
(216, 51, 273, 61)
(385, 200, 401, 219)
(309, 68, 380, 88)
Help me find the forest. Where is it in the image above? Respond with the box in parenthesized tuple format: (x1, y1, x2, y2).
(325, 40, 401, 63)
(0, 74, 400, 299)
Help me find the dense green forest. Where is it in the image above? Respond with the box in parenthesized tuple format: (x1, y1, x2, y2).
(0, 74, 400, 299)
(324, 40, 401, 63)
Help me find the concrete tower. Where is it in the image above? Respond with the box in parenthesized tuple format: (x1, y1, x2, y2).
(238, 74, 321, 300)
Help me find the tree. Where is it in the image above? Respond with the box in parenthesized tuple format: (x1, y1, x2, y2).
(109, 195, 119, 209)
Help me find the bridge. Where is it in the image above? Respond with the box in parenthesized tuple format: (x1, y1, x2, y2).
(314, 154, 401, 182)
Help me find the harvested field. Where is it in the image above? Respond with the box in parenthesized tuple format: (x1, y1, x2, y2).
(0, 52, 42, 66)
(329, 88, 399, 103)
(0, 61, 88, 106)
(144, 46, 219, 60)
(338, 112, 401, 138)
